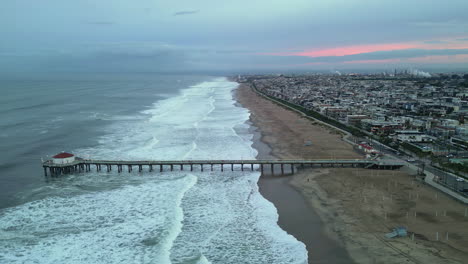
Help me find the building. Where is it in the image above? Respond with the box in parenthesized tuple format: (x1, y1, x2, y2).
(361, 120, 401, 134)
(325, 107, 348, 120)
(357, 143, 379, 155)
(395, 130, 431, 142)
(52, 152, 75, 164)
(346, 115, 368, 126)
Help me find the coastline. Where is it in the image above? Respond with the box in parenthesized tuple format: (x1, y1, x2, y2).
(235, 81, 468, 264)
(235, 83, 356, 264)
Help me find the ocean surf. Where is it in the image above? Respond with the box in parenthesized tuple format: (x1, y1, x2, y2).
(0, 77, 307, 264)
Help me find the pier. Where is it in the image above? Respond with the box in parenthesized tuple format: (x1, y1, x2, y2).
(42, 158, 404, 176)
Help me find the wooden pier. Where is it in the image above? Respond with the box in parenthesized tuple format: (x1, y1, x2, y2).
(42, 158, 404, 176)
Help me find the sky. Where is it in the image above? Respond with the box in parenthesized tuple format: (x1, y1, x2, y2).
(1, 0, 468, 73)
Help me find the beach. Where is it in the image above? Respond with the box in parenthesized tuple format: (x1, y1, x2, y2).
(236, 83, 468, 264)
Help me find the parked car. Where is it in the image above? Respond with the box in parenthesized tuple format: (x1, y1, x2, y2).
(407, 158, 416, 162)
(456, 177, 464, 182)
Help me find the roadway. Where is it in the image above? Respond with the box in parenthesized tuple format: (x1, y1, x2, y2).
(359, 137, 468, 197)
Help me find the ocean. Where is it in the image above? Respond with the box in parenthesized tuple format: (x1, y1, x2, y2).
(0, 73, 307, 263)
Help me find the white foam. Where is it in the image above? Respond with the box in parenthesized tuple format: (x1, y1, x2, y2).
(0, 77, 308, 264)
(0, 175, 196, 264)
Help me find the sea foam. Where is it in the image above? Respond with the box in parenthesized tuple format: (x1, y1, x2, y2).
(0, 77, 307, 264)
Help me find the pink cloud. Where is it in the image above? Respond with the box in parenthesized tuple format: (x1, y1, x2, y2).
(340, 54, 468, 65)
(294, 43, 418, 57)
(259, 36, 468, 58)
(259, 43, 419, 57)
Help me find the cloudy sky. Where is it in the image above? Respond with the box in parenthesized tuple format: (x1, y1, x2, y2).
(1, 0, 468, 73)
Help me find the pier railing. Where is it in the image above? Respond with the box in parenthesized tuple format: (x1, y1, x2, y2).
(42, 159, 405, 176)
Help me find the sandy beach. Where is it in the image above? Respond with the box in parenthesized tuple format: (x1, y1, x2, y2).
(236, 82, 468, 264)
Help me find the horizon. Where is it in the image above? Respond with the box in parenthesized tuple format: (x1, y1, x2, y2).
(1, 0, 468, 73)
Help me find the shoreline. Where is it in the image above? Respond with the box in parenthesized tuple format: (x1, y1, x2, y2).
(235, 83, 355, 264)
(235, 81, 468, 264)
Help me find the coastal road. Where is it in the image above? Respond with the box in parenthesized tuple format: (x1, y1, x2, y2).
(358, 137, 468, 197)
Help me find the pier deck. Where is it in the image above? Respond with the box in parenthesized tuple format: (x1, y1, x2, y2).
(42, 159, 405, 176)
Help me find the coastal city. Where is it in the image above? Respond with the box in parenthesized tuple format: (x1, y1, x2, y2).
(239, 72, 468, 185)
(236, 71, 468, 207)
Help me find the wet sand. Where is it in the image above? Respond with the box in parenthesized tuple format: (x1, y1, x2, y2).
(236, 82, 468, 264)
(248, 121, 353, 263)
(238, 84, 356, 263)
(259, 175, 354, 264)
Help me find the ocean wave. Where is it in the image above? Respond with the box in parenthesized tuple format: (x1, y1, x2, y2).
(0, 176, 197, 264)
(0, 77, 307, 264)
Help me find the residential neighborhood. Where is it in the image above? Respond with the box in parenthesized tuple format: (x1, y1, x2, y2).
(239, 72, 468, 177)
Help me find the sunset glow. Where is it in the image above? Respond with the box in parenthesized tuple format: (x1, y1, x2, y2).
(294, 43, 419, 57)
(258, 36, 468, 65)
